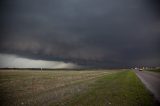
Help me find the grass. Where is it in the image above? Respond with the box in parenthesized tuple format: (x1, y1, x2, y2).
(53, 71, 156, 106)
(0, 70, 116, 106)
(146, 68, 160, 73)
(0, 70, 157, 106)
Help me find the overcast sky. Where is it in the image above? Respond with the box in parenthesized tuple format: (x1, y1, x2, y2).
(0, 0, 160, 68)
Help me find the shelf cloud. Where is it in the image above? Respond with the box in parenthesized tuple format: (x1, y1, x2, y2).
(0, 53, 79, 68)
(0, 0, 160, 68)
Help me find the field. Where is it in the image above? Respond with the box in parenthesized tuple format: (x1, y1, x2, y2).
(0, 69, 157, 106)
(146, 68, 160, 73)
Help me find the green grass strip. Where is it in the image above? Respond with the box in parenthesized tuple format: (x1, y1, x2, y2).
(54, 70, 155, 106)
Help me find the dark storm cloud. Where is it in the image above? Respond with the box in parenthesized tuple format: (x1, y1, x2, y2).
(0, 0, 160, 68)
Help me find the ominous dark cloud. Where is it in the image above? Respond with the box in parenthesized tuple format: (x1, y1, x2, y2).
(0, 0, 160, 68)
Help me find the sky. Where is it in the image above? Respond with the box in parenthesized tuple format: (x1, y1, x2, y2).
(0, 0, 160, 68)
(0, 53, 79, 68)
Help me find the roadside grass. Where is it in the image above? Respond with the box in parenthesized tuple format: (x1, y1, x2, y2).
(54, 71, 156, 106)
(146, 68, 160, 73)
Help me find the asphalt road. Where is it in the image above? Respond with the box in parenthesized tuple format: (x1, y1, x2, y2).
(134, 70, 160, 102)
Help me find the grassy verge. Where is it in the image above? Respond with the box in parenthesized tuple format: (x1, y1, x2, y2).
(54, 71, 156, 106)
(146, 68, 160, 73)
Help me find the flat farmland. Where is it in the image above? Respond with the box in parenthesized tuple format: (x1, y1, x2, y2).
(0, 70, 115, 106)
(0, 70, 158, 106)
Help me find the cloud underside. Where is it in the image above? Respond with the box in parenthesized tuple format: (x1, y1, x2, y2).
(0, 0, 160, 68)
(0, 54, 79, 68)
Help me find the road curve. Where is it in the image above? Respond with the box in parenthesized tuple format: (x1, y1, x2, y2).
(134, 70, 160, 102)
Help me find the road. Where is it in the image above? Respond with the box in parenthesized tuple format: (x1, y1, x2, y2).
(134, 70, 160, 102)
